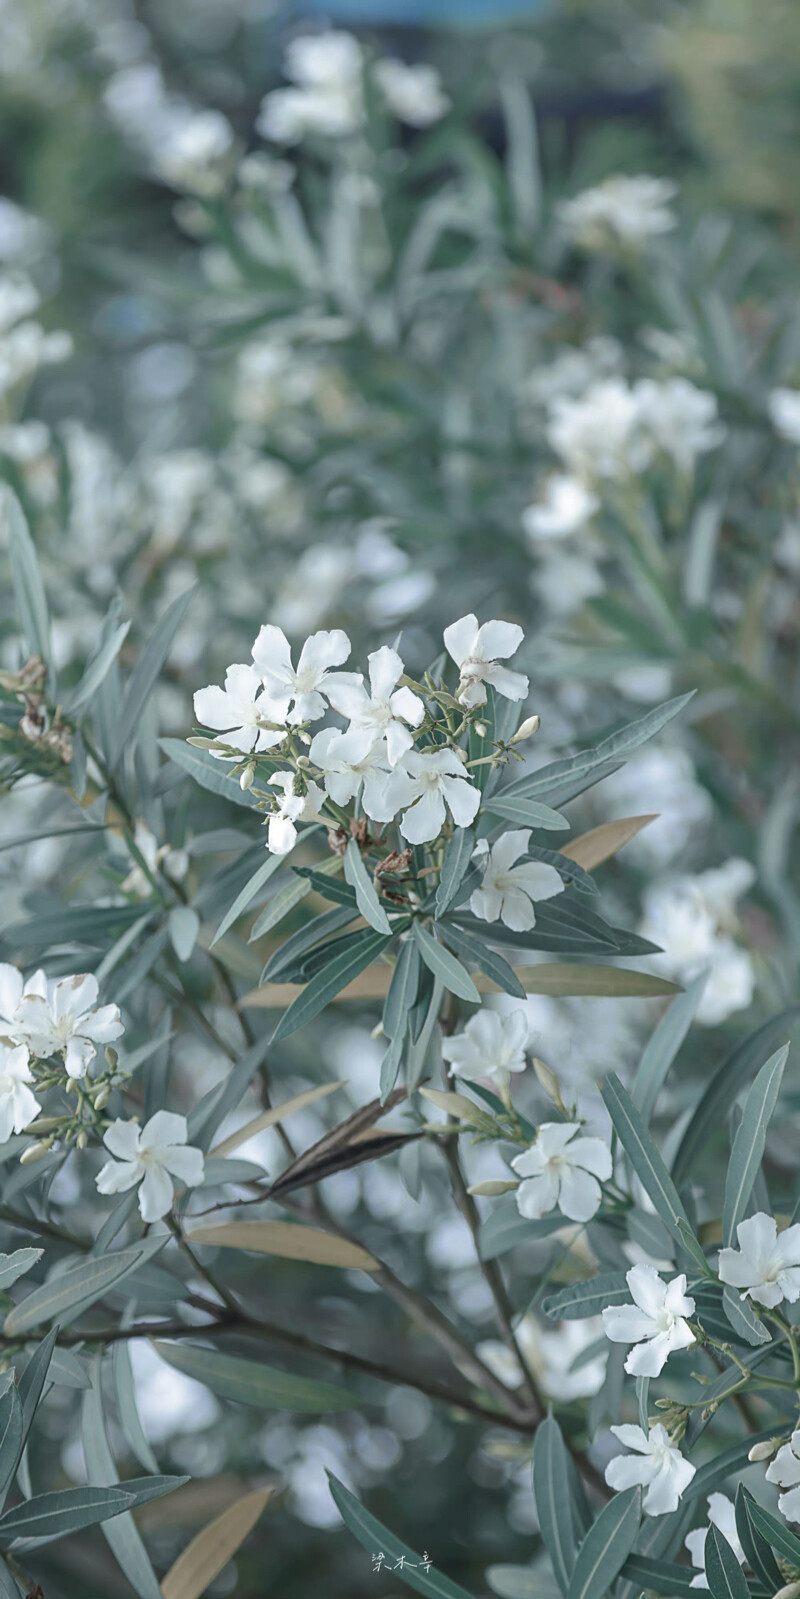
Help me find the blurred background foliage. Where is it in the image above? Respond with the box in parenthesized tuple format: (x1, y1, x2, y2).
(0, 1, 798, 1595)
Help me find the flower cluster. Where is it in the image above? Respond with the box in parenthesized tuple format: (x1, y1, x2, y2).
(256, 31, 449, 146)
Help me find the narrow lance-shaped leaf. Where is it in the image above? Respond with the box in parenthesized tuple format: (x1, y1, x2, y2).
(435, 828, 475, 917)
(0, 1251, 42, 1292)
(3, 490, 50, 667)
(153, 1343, 353, 1412)
(211, 848, 285, 948)
(722, 1044, 788, 1245)
(383, 938, 420, 1042)
(485, 795, 570, 831)
(4, 1239, 167, 1336)
(734, 1486, 782, 1594)
(210, 1080, 345, 1159)
(81, 1361, 164, 1599)
(601, 1074, 696, 1248)
(109, 586, 195, 766)
(327, 1473, 478, 1599)
(502, 693, 696, 802)
(542, 1275, 630, 1321)
(413, 924, 480, 1004)
(744, 1498, 800, 1567)
(533, 1414, 577, 1594)
(112, 1343, 160, 1477)
(704, 1523, 750, 1599)
(721, 1286, 769, 1346)
(631, 972, 708, 1125)
(187, 1220, 377, 1270)
(64, 620, 131, 714)
(161, 1488, 274, 1599)
(272, 926, 396, 1043)
(0, 1486, 134, 1551)
(439, 922, 526, 1000)
(566, 1487, 642, 1599)
(0, 1393, 22, 1512)
(672, 1009, 798, 1186)
(159, 737, 260, 810)
(344, 838, 392, 934)
(618, 1554, 697, 1597)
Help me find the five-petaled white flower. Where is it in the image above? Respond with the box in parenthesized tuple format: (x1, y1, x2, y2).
(96, 1111, 205, 1223)
(511, 1122, 611, 1223)
(605, 1423, 696, 1517)
(470, 829, 563, 932)
(441, 1009, 529, 1085)
(0, 964, 45, 1040)
(193, 662, 287, 757)
(0, 1043, 40, 1144)
(766, 1430, 800, 1524)
(267, 771, 325, 856)
(252, 625, 351, 724)
(4, 970, 123, 1080)
(309, 725, 390, 810)
(718, 1212, 800, 1309)
(602, 1265, 696, 1376)
(367, 748, 479, 845)
(685, 1494, 745, 1588)
(326, 645, 424, 766)
(443, 614, 529, 709)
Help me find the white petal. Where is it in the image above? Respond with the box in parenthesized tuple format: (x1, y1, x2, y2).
(557, 1165, 602, 1222)
(627, 1265, 667, 1317)
(252, 623, 293, 686)
(297, 628, 351, 677)
(385, 720, 414, 766)
(140, 1110, 188, 1151)
(103, 1119, 142, 1161)
(568, 1136, 613, 1181)
(625, 1332, 673, 1377)
(78, 1003, 124, 1043)
(484, 663, 529, 701)
(390, 685, 425, 727)
(717, 1248, 755, 1290)
(138, 1163, 175, 1222)
(96, 1158, 140, 1197)
(368, 645, 402, 701)
(160, 1145, 205, 1187)
(516, 1171, 559, 1219)
(499, 886, 536, 931)
(322, 672, 367, 719)
(508, 861, 564, 902)
(442, 775, 480, 829)
(473, 619, 524, 662)
(0, 964, 23, 1020)
(64, 1036, 93, 1079)
(399, 789, 446, 844)
(443, 614, 478, 670)
(605, 1454, 656, 1493)
(469, 885, 504, 923)
(268, 814, 298, 854)
(602, 1305, 657, 1344)
(193, 684, 239, 730)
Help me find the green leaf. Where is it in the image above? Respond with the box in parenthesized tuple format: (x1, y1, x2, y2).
(413, 924, 480, 1003)
(0, 1251, 42, 1291)
(64, 620, 131, 714)
(745, 1498, 800, 1566)
(0, 1392, 22, 1511)
(439, 922, 526, 1000)
(3, 489, 50, 666)
(112, 1343, 160, 1476)
(261, 905, 357, 983)
(721, 1286, 770, 1346)
(0, 1485, 133, 1549)
(153, 1343, 353, 1412)
(16, 1326, 58, 1465)
(159, 737, 260, 810)
(524, 844, 598, 897)
(566, 1488, 641, 1599)
(686, 1430, 776, 1501)
(502, 694, 696, 803)
(635, 1376, 649, 1437)
(109, 587, 195, 766)
(344, 839, 392, 934)
(630, 973, 708, 1124)
(4, 1239, 167, 1335)
(383, 938, 421, 1041)
(435, 829, 475, 918)
(542, 1275, 630, 1321)
(81, 1361, 165, 1599)
(168, 905, 199, 962)
(485, 795, 570, 832)
(533, 1414, 577, 1594)
(618, 1555, 697, 1596)
(704, 1522, 750, 1599)
(722, 1044, 788, 1245)
(601, 1074, 695, 1248)
(672, 1009, 798, 1186)
(478, 1207, 564, 1262)
(272, 926, 395, 1042)
(379, 1031, 405, 1103)
(211, 848, 285, 948)
(251, 875, 311, 937)
(734, 1486, 782, 1594)
(0, 1557, 21, 1597)
(327, 1473, 478, 1599)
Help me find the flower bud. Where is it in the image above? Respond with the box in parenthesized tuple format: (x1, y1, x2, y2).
(295, 755, 310, 770)
(76, 1129, 88, 1150)
(474, 721, 488, 739)
(533, 1056, 563, 1108)
(370, 1021, 385, 1040)
(239, 763, 255, 792)
(20, 1139, 53, 1165)
(748, 1438, 780, 1462)
(105, 1047, 118, 1070)
(510, 714, 540, 744)
(93, 1085, 110, 1110)
(298, 731, 312, 747)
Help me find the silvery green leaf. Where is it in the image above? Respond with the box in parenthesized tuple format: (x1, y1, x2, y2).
(601, 1074, 696, 1248)
(168, 905, 200, 962)
(260, 904, 357, 984)
(435, 828, 475, 918)
(211, 847, 286, 948)
(112, 1342, 159, 1477)
(439, 921, 526, 999)
(704, 1522, 750, 1599)
(16, 1326, 58, 1464)
(81, 1360, 176, 1598)
(566, 1487, 641, 1599)
(722, 1043, 788, 1245)
(485, 795, 569, 831)
(4, 1239, 167, 1335)
(672, 1008, 797, 1186)
(327, 1473, 477, 1599)
(159, 737, 260, 809)
(478, 1206, 563, 1262)
(0, 1484, 133, 1549)
(721, 1286, 770, 1346)
(542, 1274, 631, 1321)
(379, 1031, 404, 1104)
(618, 1555, 697, 1596)
(153, 1342, 353, 1412)
(487, 1567, 559, 1599)
(533, 1414, 577, 1594)
(0, 1252, 42, 1292)
(200, 1157, 265, 1186)
(188, 1031, 272, 1151)
(0, 1557, 20, 1597)
(344, 838, 392, 934)
(686, 1428, 776, 1501)
(0, 1392, 22, 1510)
(272, 926, 395, 1043)
(250, 874, 311, 938)
(630, 972, 708, 1124)
(734, 1486, 782, 1594)
(64, 619, 131, 714)
(3, 489, 50, 669)
(412, 924, 479, 1004)
(382, 938, 420, 1043)
(109, 587, 195, 766)
(502, 694, 696, 803)
(46, 1348, 91, 1389)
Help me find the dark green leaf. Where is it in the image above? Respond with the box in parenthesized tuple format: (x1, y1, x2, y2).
(0, 1485, 133, 1548)
(272, 927, 395, 1042)
(435, 829, 475, 917)
(251, 875, 311, 937)
(327, 1472, 478, 1599)
(723, 1044, 788, 1245)
(383, 938, 421, 1041)
(260, 906, 357, 983)
(601, 1074, 695, 1247)
(524, 844, 598, 897)
(344, 839, 392, 934)
(704, 1522, 750, 1599)
(566, 1487, 641, 1599)
(618, 1555, 697, 1596)
(686, 1429, 775, 1501)
(159, 737, 260, 809)
(0, 1392, 22, 1511)
(413, 924, 480, 1003)
(502, 695, 695, 802)
(533, 1414, 577, 1594)
(154, 1343, 353, 1411)
(734, 1486, 782, 1593)
(211, 848, 285, 948)
(439, 921, 526, 999)
(16, 1326, 59, 1465)
(745, 1498, 800, 1566)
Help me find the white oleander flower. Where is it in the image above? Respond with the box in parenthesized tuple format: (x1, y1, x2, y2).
(373, 59, 449, 127)
(252, 626, 351, 724)
(547, 379, 653, 482)
(0, 1043, 40, 1143)
(640, 862, 756, 1025)
(532, 550, 606, 616)
(477, 1314, 607, 1400)
(511, 1122, 611, 1223)
(522, 475, 599, 542)
(766, 1431, 800, 1524)
(685, 1494, 745, 1588)
(633, 378, 726, 473)
(0, 964, 45, 1040)
(309, 726, 390, 811)
(154, 110, 234, 196)
(470, 829, 563, 932)
(96, 1111, 204, 1223)
(718, 1213, 800, 1310)
(558, 175, 677, 253)
(121, 820, 189, 899)
(267, 771, 325, 856)
(325, 645, 424, 765)
(8, 972, 123, 1080)
(366, 748, 479, 845)
(256, 31, 364, 144)
(769, 387, 800, 445)
(602, 1265, 695, 1377)
(441, 1009, 529, 1084)
(194, 663, 287, 757)
(443, 614, 528, 709)
(605, 1424, 695, 1517)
